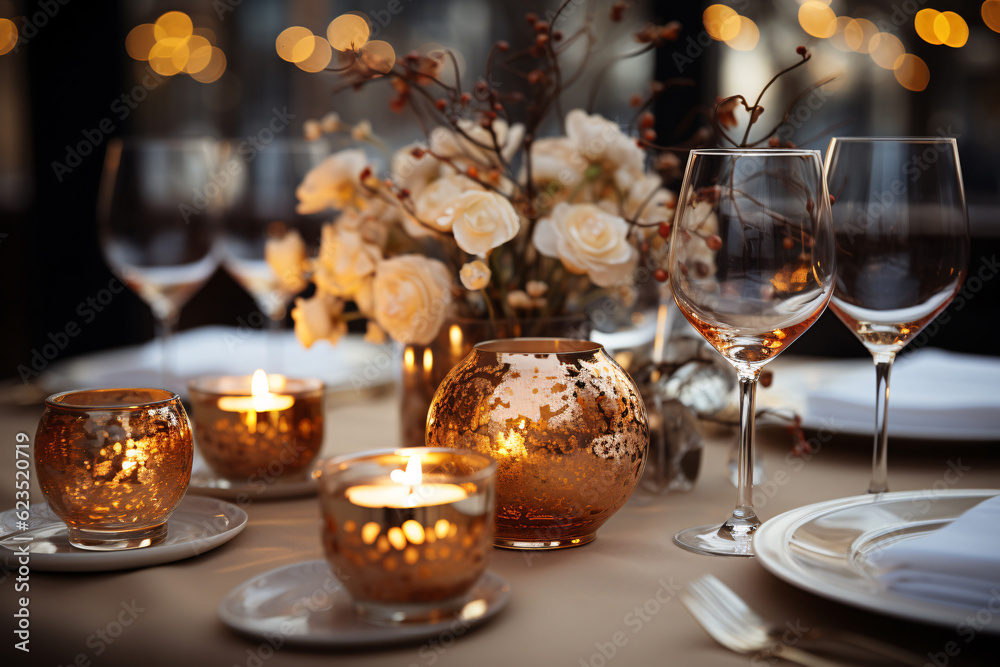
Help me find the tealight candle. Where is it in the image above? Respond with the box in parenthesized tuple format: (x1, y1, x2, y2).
(318, 447, 496, 624)
(189, 371, 323, 481)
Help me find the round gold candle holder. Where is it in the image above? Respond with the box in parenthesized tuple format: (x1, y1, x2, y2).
(34, 388, 194, 551)
(189, 374, 324, 482)
(318, 447, 496, 625)
(426, 338, 649, 549)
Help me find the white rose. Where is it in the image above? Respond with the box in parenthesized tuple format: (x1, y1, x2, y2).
(533, 203, 638, 287)
(565, 109, 645, 180)
(403, 175, 481, 238)
(372, 255, 453, 344)
(459, 259, 491, 291)
(438, 191, 520, 257)
(295, 149, 369, 214)
(313, 224, 382, 298)
(391, 142, 441, 198)
(291, 292, 347, 348)
(528, 137, 587, 188)
(431, 118, 525, 164)
(264, 229, 308, 293)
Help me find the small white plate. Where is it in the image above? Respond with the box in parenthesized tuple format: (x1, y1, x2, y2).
(755, 489, 1000, 633)
(218, 559, 511, 648)
(186, 451, 319, 501)
(0, 496, 247, 572)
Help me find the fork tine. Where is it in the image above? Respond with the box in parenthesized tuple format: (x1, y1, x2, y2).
(689, 577, 769, 643)
(681, 589, 758, 653)
(684, 582, 761, 652)
(699, 575, 769, 627)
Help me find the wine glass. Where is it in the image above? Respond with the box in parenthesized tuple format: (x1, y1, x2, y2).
(668, 149, 836, 557)
(824, 138, 970, 494)
(217, 139, 328, 371)
(98, 138, 220, 388)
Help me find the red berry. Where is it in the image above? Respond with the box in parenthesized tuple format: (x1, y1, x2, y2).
(760, 370, 773, 388)
(829, 194, 836, 204)
(782, 237, 795, 250)
(796, 46, 807, 56)
(525, 12, 538, 24)
(706, 234, 722, 251)
(467, 166, 478, 178)
(629, 93, 643, 108)
(654, 268, 669, 282)
(535, 21, 549, 34)
(552, 30, 563, 41)
(658, 222, 671, 238)
(643, 129, 657, 142)
(639, 111, 655, 129)
(435, 99, 448, 112)
(460, 92, 472, 105)
(527, 69, 544, 85)
(536, 33, 549, 46)
(496, 40, 510, 52)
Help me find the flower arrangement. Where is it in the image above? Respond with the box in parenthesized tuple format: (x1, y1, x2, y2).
(268, 2, 824, 349)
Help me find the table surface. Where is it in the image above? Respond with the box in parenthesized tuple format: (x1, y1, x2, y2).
(2, 362, 1000, 667)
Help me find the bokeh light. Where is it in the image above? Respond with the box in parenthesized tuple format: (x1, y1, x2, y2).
(294, 36, 333, 73)
(894, 53, 930, 91)
(276, 26, 314, 63)
(844, 18, 878, 53)
(798, 1, 837, 38)
(915, 9, 943, 45)
(869, 32, 905, 69)
(0, 17, 17, 56)
(126, 12, 225, 83)
(724, 17, 759, 51)
(934, 11, 969, 48)
(359, 39, 397, 73)
(985, 1, 1000, 33)
(153, 11, 193, 41)
(190, 47, 226, 83)
(327, 13, 370, 51)
(703, 5, 740, 42)
(828, 16, 854, 51)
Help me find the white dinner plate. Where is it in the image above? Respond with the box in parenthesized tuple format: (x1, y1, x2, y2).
(186, 450, 320, 501)
(39, 327, 394, 401)
(755, 489, 1000, 633)
(0, 496, 247, 572)
(218, 559, 511, 648)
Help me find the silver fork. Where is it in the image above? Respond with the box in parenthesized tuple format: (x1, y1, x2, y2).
(682, 575, 925, 666)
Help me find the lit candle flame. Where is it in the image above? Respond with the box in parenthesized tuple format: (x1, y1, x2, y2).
(390, 454, 422, 486)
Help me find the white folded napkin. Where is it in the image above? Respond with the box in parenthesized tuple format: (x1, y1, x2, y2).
(805, 349, 1000, 439)
(875, 494, 1000, 610)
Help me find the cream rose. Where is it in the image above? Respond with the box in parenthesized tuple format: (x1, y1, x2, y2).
(313, 224, 382, 298)
(295, 149, 369, 214)
(291, 292, 347, 348)
(438, 191, 520, 257)
(533, 203, 638, 287)
(431, 118, 525, 164)
(391, 142, 441, 198)
(459, 259, 491, 291)
(264, 229, 308, 293)
(565, 109, 645, 180)
(402, 175, 482, 238)
(372, 255, 453, 344)
(528, 137, 587, 188)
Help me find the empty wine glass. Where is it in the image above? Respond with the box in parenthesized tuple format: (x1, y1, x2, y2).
(98, 138, 220, 388)
(824, 138, 970, 494)
(668, 149, 835, 557)
(217, 139, 328, 371)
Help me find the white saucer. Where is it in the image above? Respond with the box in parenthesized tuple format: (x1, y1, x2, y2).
(186, 451, 319, 501)
(218, 559, 511, 648)
(0, 496, 247, 572)
(755, 489, 1000, 633)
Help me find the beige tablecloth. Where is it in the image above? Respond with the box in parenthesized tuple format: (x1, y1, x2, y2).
(2, 371, 1000, 667)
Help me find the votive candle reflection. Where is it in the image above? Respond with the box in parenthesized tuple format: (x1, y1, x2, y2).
(34, 388, 193, 550)
(189, 371, 323, 481)
(318, 447, 496, 624)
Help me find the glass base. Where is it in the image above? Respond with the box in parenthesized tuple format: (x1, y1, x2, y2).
(493, 533, 596, 550)
(354, 597, 468, 625)
(673, 523, 755, 558)
(67, 523, 168, 551)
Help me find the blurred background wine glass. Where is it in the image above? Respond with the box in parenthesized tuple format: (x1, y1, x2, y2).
(217, 138, 329, 371)
(97, 137, 220, 389)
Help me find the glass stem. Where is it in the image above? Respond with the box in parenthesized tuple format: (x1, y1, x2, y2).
(869, 353, 895, 494)
(155, 312, 179, 389)
(720, 368, 761, 541)
(261, 294, 289, 373)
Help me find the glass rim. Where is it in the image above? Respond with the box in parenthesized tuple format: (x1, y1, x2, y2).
(828, 136, 958, 144)
(689, 148, 821, 157)
(44, 388, 181, 410)
(188, 374, 324, 397)
(474, 337, 603, 354)
(321, 447, 497, 483)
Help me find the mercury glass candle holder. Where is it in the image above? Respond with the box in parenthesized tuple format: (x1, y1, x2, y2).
(426, 338, 649, 549)
(318, 447, 496, 624)
(34, 388, 194, 550)
(188, 373, 323, 481)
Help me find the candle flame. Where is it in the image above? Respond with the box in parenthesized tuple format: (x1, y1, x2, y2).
(390, 453, 422, 486)
(403, 346, 415, 372)
(422, 348, 433, 374)
(251, 369, 270, 396)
